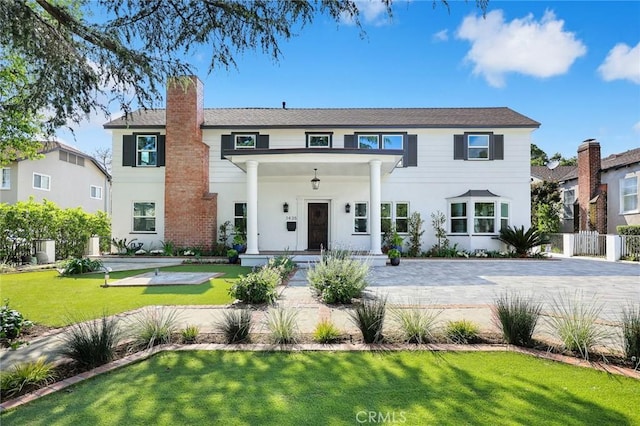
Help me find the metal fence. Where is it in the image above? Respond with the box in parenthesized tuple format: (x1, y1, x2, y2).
(573, 231, 606, 257)
(620, 235, 640, 261)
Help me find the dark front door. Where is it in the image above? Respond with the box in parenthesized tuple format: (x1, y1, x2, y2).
(308, 203, 328, 251)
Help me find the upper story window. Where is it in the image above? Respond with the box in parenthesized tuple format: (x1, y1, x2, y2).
(358, 135, 379, 149)
(133, 202, 156, 232)
(467, 135, 490, 160)
(1, 168, 10, 190)
(90, 185, 103, 200)
(137, 135, 157, 166)
(453, 133, 504, 161)
(357, 134, 404, 150)
(383, 135, 403, 150)
(354, 202, 368, 233)
(33, 173, 50, 191)
(621, 176, 638, 213)
(307, 133, 331, 148)
(563, 189, 576, 219)
(235, 134, 256, 149)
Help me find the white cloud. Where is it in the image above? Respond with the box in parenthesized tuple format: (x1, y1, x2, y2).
(341, 0, 390, 26)
(433, 29, 449, 42)
(598, 42, 640, 84)
(456, 9, 587, 87)
(633, 121, 640, 134)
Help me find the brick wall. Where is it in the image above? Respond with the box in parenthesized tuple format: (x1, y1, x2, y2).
(164, 76, 217, 249)
(577, 139, 606, 233)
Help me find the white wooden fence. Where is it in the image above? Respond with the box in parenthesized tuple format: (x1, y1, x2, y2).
(573, 231, 606, 257)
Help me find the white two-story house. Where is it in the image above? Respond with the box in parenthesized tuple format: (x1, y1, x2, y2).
(104, 76, 539, 263)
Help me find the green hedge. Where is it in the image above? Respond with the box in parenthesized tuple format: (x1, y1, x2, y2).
(617, 225, 640, 236)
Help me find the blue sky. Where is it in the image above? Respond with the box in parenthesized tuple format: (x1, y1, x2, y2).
(61, 0, 640, 160)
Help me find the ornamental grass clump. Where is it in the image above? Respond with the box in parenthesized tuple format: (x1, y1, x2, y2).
(621, 304, 640, 361)
(313, 319, 341, 344)
(492, 292, 542, 347)
(548, 291, 610, 360)
(445, 319, 480, 344)
(216, 309, 252, 343)
(229, 265, 281, 304)
(266, 307, 298, 344)
(129, 307, 179, 350)
(0, 357, 56, 399)
(60, 314, 121, 369)
(392, 307, 440, 344)
(350, 297, 386, 344)
(307, 250, 369, 304)
(180, 324, 200, 344)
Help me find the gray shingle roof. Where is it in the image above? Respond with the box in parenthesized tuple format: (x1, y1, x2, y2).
(104, 107, 540, 129)
(530, 165, 576, 182)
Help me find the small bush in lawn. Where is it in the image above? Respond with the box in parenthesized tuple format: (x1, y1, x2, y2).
(266, 307, 298, 344)
(350, 297, 386, 344)
(61, 315, 121, 369)
(60, 257, 104, 276)
(492, 292, 542, 347)
(445, 319, 480, 344)
(0, 299, 33, 340)
(229, 265, 281, 304)
(548, 291, 610, 360)
(129, 307, 179, 350)
(392, 307, 440, 344)
(313, 319, 341, 344)
(181, 324, 200, 344)
(267, 251, 297, 280)
(621, 304, 640, 360)
(0, 357, 56, 398)
(216, 309, 252, 343)
(307, 251, 369, 304)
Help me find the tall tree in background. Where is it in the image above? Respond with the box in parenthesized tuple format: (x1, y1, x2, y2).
(531, 181, 561, 234)
(0, 0, 489, 166)
(531, 143, 577, 166)
(92, 146, 112, 174)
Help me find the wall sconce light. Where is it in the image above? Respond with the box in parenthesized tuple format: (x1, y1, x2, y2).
(345, 203, 351, 213)
(311, 168, 320, 190)
(283, 202, 289, 213)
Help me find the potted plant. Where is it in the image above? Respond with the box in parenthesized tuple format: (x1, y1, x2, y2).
(232, 233, 246, 254)
(388, 248, 401, 266)
(227, 248, 239, 264)
(391, 231, 404, 252)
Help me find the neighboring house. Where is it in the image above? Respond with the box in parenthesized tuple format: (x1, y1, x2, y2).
(531, 141, 640, 234)
(0, 141, 111, 213)
(104, 76, 539, 259)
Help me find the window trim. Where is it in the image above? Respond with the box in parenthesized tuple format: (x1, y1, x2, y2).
(234, 133, 258, 149)
(381, 202, 392, 234)
(355, 132, 406, 150)
(467, 134, 490, 160)
(473, 201, 496, 234)
(450, 202, 468, 235)
(234, 202, 247, 233)
(620, 175, 639, 214)
(1, 168, 10, 190)
(357, 134, 380, 150)
(354, 202, 368, 234)
(500, 202, 509, 232)
(132, 201, 156, 233)
(394, 202, 409, 233)
(90, 185, 103, 200)
(32, 172, 51, 191)
(563, 189, 576, 219)
(136, 134, 158, 167)
(306, 132, 333, 148)
(448, 196, 509, 236)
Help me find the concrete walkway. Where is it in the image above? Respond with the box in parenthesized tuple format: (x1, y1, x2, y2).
(1, 257, 638, 369)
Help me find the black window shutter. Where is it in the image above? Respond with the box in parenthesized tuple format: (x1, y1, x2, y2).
(157, 135, 166, 167)
(453, 134, 466, 160)
(493, 134, 504, 160)
(344, 134, 356, 149)
(405, 134, 418, 167)
(122, 135, 135, 167)
(257, 134, 269, 149)
(221, 135, 232, 159)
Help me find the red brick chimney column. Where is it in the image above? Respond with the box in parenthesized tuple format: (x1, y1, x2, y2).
(577, 139, 601, 232)
(164, 76, 217, 250)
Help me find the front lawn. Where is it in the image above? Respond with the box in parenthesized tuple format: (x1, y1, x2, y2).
(0, 265, 250, 327)
(1, 351, 638, 425)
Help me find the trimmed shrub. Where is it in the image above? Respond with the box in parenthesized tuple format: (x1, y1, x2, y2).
(617, 225, 640, 235)
(60, 315, 121, 369)
(0, 299, 32, 340)
(229, 265, 281, 304)
(445, 319, 480, 344)
(266, 307, 298, 344)
(0, 357, 56, 398)
(392, 307, 440, 344)
(548, 291, 610, 360)
(216, 309, 252, 343)
(492, 292, 542, 347)
(313, 319, 341, 344)
(129, 307, 179, 350)
(350, 297, 386, 344)
(307, 251, 369, 304)
(267, 252, 297, 280)
(621, 304, 640, 360)
(180, 324, 200, 344)
(59, 257, 104, 275)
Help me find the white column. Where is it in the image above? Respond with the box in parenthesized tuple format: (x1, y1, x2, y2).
(369, 160, 382, 255)
(246, 160, 259, 254)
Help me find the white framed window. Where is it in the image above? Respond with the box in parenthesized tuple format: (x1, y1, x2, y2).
(621, 176, 639, 213)
(354, 202, 368, 233)
(468, 135, 490, 160)
(33, 173, 50, 191)
(450, 202, 467, 234)
(382, 134, 403, 150)
(235, 134, 256, 149)
(500, 202, 509, 231)
(136, 135, 157, 166)
(358, 135, 379, 149)
(133, 202, 156, 232)
(307, 134, 331, 148)
(395, 202, 409, 233)
(234, 202, 247, 232)
(563, 189, 576, 219)
(381, 202, 392, 233)
(90, 185, 103, 200)
(474, 202, 495, 233)
(1, 168, 10, 190)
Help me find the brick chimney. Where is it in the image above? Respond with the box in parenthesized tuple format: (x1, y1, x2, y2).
(577, 139, 606, 233)
(164, 76, 217, 249)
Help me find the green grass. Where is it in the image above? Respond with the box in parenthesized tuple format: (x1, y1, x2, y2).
(0, 265, 249, 327)
(2, 351, 638, 425)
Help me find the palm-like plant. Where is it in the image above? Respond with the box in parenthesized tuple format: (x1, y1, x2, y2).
(498, 225, 549, 257)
